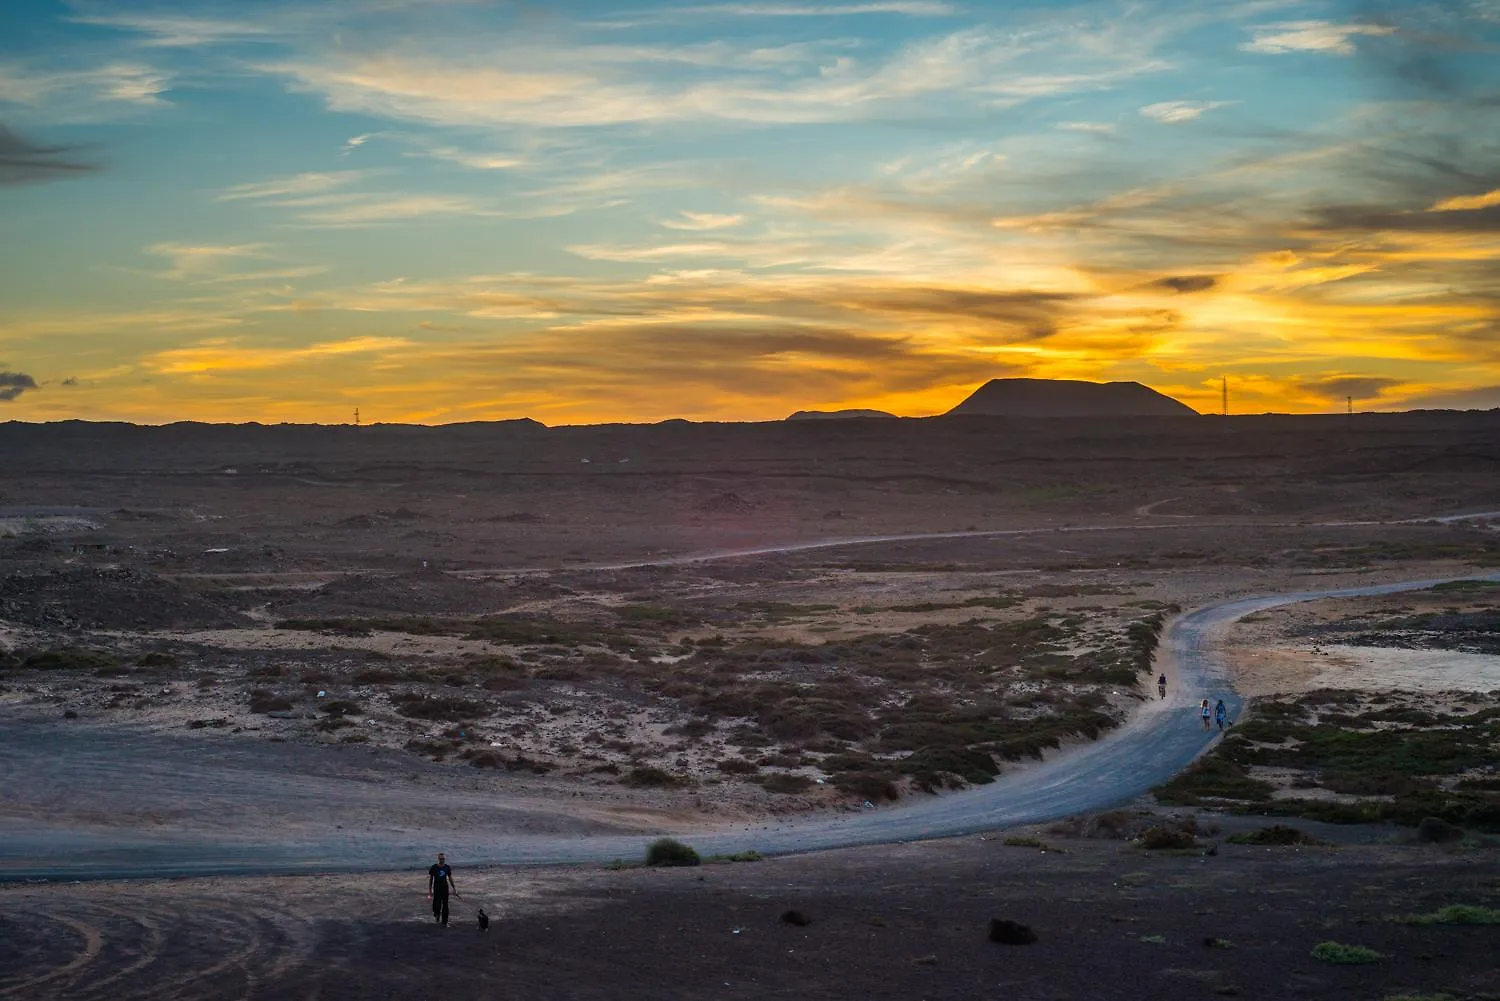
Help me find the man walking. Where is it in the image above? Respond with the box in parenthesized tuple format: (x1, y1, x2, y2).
(427, 852, 457, 927)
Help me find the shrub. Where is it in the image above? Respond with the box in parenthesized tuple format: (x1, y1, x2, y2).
(1002, 836, 1046, 848)
(716, 758, 760, 775)
(1225, 825, 1325, 846)
(322, 700, 362, 716)
(21, 648, 118, 671)
(135, 651, 178, 668)
(315, 716, 354, 732)
(757, 773, 814, 795)
(352, 667, 406, 684)
(645, 838, 700, 867)
(624, 766, 684, 788)
(248, 690, 295, 713)
(1397, 904, 1500, 925)
(1310, 941, 1383, 964)
(1153, 756, 1274, 806)
(1138, 826, 1197, 850)
(390, 693, 489, 721)
(831, 770, 901, 802)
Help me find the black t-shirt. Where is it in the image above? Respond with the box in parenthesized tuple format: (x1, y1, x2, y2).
(429, 863, 452, 894)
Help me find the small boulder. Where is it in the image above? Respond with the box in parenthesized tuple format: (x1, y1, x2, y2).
(987, 919, 1037, 945)
(780, 910, 811, 927)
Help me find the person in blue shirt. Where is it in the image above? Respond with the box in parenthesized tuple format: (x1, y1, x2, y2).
(427, 852, 457, 927)
(1214, 699, 1228, 731)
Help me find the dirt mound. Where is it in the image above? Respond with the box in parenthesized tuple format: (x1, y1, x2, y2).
(946, 378, 1197, 417)
(0, 566, 250, 630)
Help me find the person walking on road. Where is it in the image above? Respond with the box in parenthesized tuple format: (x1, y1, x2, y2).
(1199, 699, 1212, 731)
(1214, 699, 1228, 731)
(427, 852, 457, 927)
(1157, 673, 1167, 700)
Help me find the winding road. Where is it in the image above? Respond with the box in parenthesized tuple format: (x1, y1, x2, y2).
(4, 513, 1499, 882)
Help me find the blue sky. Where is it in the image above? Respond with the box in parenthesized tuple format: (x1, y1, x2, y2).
(2, 0, 1499, 423)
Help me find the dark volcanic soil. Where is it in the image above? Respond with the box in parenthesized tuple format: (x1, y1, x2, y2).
(3, 833, 1497, 1001)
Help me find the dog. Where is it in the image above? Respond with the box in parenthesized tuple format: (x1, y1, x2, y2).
(477, 908, 489, 932)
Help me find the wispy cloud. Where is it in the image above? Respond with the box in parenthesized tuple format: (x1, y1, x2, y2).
(255, 19, 1174, 128)
(1140, 100, 1233, 123)
(292, 194, 489, 226)
(1241, 21, 1397, 56)
(679, 2, 955, 15)
(147, 335, 412, 375)
(145, 242, 326, 284)
(661, 211, 745, 230)
(67, 11, 283, 47)
(1433, 188, 1500, 212)
(0, 61, 171, 115)
(147, 242, 268, 279)
(216, 170, 369, 202)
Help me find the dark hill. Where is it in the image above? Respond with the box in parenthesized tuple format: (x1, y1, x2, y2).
(946, 378, 1196, 418)
(786, 409, 896, 421)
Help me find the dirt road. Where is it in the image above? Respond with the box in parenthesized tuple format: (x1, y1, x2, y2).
(6, 569, 1495, 882)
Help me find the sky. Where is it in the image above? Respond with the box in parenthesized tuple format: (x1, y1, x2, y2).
(2, 0, 1499, 424)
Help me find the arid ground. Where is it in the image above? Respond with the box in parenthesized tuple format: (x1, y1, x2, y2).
(3, 412, 1499, 998)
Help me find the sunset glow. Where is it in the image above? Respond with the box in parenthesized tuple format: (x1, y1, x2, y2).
(3, 0, 1499, 423)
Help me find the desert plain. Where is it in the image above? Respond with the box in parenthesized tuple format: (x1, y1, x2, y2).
(3, 411, 1500, 1000)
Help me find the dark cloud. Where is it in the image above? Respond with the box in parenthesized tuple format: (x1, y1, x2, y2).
(1148, 275, 1218, 294)
(1297, 376, 1401, 402)
(0, 124, 96, 186)
(849, 288, 1077, 340)
(0, 372, 39, 402)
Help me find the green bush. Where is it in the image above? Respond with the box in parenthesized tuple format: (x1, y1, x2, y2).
(757, 773, 814, 795)
(1310, 941, 1383, 964)
(1154, 756, 1274, 806)
(390, 692, 489, 721)
(831, 770, 901, 802)
(1138, 826, 1196, 850)
(20, 648, 119, 671)
(1397, 904, 1500, 925)
(645, 838, 700, 867)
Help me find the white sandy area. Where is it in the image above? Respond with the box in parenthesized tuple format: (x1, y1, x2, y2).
(1307, 644, 1500, 693)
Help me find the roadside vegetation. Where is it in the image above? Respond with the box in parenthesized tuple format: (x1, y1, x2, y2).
(6, 584, 1173, 806)
(1155, 689, 1500, 832)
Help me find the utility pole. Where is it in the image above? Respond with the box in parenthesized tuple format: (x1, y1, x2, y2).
(1347, 396, 1353, 416)
(354, 407, 361, 428)
(1221, 376, 1228, 417)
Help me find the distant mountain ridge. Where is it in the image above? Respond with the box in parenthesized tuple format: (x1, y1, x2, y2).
(786, 409, 896, 421)
(946, 378, 1196, 418)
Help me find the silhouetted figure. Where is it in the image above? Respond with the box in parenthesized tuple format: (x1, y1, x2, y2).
(427, 852, 457, 927)
(477, 908, 489, 931)
(1157, 674, 1167, 699)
